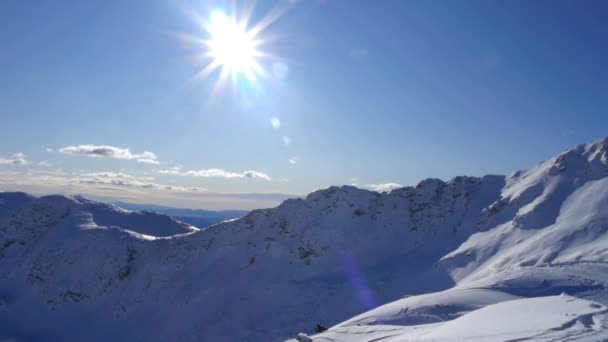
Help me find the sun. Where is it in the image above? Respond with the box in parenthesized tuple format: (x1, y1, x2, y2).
(205, 11, 262, 81)
(179, 2, 291, 94)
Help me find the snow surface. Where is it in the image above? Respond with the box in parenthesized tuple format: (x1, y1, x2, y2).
(296, 295, 608, 341)
(1, 138, 608, 341)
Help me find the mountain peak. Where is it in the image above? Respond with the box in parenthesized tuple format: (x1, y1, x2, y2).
(305, 185, 376, 202)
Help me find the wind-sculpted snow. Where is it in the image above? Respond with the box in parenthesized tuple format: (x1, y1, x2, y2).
(2, 138, 608, 341)
(299, 295, 608, 342)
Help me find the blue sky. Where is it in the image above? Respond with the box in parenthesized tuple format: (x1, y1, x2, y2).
(1, 0, 607, 209)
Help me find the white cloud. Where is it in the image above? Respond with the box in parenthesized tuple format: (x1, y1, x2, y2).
(45, 147, 54, 153)
(59, 145, 159, 164)
(288, 156, 300, 165)
(282, 136, 291, 145)
(366, 182, 403, 192)
(38, 161, 52, 167)
(158, 168, 271, 181)
(239, 170, 270, 180)
(270, 117, 281, 129)
(0, 153, 28, 165)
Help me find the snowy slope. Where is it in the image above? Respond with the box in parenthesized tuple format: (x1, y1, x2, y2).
(0, 191, 35, 216)
(2, 138, 608, 341)
(291, 138, 608, 341)
(72, 195, 199, 236)
(299, 295, 608, 342)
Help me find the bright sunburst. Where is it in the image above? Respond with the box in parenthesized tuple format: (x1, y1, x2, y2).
(205, 11, 261, 81)
(180, 2, 290, 94)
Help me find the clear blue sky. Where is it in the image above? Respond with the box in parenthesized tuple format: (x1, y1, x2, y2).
(1, 0, 607, 209)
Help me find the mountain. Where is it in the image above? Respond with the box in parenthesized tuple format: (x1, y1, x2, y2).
(1, 138, 608, 341)
(111, 201, 247, 228)
(291, 138, 608, 341)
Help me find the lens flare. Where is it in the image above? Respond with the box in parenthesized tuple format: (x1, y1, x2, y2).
(179, 2, 291, 95)
(339, 250, 378, 312)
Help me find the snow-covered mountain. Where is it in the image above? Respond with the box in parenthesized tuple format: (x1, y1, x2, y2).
(293, 138, 608, 341)
(112, 201, 247, 228)
(2, 138, 608, 341)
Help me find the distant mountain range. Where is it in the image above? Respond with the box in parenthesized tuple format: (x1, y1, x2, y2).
(111, 201, 247, 228)
(1, 138, 608, 341)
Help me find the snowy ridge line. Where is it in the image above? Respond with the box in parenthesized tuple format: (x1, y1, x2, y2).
(1, 138, 608, 341)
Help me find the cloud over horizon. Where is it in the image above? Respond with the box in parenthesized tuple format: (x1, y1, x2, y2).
(76, 171, 203, 192)
(0, 168, 292, 210)
(0, 153, 28, 165)
(59, 145, 159, 164)
(0, 169, 201, 193)
(158, 168, 271, 181)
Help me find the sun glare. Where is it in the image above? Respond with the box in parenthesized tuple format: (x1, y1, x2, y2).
(180, 2, 290, 94)
(206, 11, 261, 80)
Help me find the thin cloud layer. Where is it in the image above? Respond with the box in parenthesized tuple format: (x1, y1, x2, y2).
(59, 145, 159, 164)
(0, 153, 27, 165)
(77, 172, 156, 188)
(0, 169, 202, 193)
(159, 168, 271, 181)
(76, 171, 203, 192)
(0, 169, 292, 210)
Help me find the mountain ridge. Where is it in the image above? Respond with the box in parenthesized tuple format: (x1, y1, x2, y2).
(2, 138, 608, 341)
